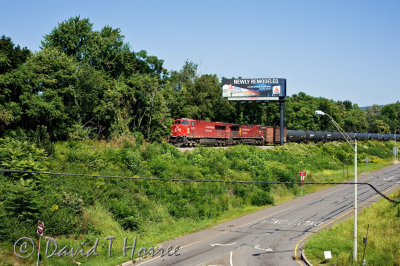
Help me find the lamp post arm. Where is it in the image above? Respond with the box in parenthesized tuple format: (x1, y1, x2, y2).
(325, 113, 355, 151)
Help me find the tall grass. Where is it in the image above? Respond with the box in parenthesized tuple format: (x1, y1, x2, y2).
(305, 189, 400, 265)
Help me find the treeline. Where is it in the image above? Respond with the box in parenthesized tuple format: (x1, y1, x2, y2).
(1, 16, 399, 144)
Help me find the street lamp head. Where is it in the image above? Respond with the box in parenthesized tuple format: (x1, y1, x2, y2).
(315, 110, 326, 116)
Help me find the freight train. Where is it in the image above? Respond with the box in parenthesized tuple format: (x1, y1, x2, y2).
(169, 118, 396, 147)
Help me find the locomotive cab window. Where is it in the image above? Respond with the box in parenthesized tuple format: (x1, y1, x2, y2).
(191, 122, 195, 127)
(182, 121, 190, 125)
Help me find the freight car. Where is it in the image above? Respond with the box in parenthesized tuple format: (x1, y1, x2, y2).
(287, 130, 396, 143)
(169, 118, 396, 147)
(170, 118, 284, 147)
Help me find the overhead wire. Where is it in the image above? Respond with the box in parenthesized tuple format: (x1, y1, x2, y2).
(1, 169, 399, 203)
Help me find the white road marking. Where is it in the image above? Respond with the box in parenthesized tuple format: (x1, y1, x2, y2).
(135, 184, 350, 265)
(296, 220, 324, 227)
(254, 245, 273, 252)
(384, 175, 395, 181)
(210, 243, 237, 247)
(262, 218, 289, 225)
(230, 251, 233, 266)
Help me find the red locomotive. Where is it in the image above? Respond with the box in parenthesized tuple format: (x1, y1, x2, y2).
(170, 118, 396, 147)
(169, 118, 286, 147)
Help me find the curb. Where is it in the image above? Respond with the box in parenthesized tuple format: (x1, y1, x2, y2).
(301, 248, 313, 266)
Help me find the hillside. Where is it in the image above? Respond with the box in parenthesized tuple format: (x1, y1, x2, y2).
(360, 104, 386, 110)
(0, 138, 396, 265)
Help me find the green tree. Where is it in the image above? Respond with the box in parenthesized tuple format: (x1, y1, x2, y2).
(42, 16, 160, 79)
(39, 16, 170, 140)
(17, 47, 77, 139)
(343, 106, 368, 132)
(166, 61, 233, 123)
(42, 16, 94, 61)
(185, 74, 226, 120)
(34, 125, 55, 155)
(286, 93, 320, 130)
(135, 50, 167, 77)
(85, 26, 139, 78)
(3, 179, 42, 223)
(381, 102, 400, 133)
(0, 37, 31, 135)
(369, 119, 391, 133)
(0, 35, 31, 74)
(68, 64, 111, 138)
(165, 60, 198, 120)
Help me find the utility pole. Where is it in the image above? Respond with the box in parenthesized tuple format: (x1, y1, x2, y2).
(279, 100, 285, 146)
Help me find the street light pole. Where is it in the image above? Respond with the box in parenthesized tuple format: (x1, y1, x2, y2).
(315, 110, 358, 261)
(354, 139, 357, 261)
(395, 130, 397, 161)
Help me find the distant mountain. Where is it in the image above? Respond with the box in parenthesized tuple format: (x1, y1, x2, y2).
(360, 104, 386, 110)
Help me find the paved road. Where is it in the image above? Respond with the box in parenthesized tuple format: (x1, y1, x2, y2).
(124, 163, 400, 266)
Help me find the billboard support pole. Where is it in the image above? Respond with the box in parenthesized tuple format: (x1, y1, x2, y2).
(280, 100, 285, 145)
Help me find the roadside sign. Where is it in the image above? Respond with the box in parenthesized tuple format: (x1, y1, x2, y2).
(394, 147, 398, 155)
(324, 251, 332, 259)
(36, 221, 44, 266)
(37, 221, 44, 236)
(300, 171, 306, 196)
(365, 157, 369, 172)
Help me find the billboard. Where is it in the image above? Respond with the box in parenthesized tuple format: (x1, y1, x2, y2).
(222, 78, 286, 101)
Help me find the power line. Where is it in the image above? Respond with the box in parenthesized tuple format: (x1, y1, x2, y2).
(1, 169, 399, 204)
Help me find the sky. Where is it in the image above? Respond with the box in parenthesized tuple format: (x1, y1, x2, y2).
(1, 0, 399, 107)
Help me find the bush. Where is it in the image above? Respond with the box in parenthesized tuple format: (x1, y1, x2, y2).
(4, 179, 42, 222)
(107, 199, 140, 230)
(67, 122, 91, 141)
(34, 125, 55, 155)
(43, 207, 83, 236)
(124, 149, 142, 174)
(0, 137, 47, 182)
(251, 190, 274, 206)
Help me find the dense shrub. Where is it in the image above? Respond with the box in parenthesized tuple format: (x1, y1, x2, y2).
(0, 138, 48, 241)
(107, 199, 140, 230)
(34, 125, 55, 155)
(0, 139, 395, 248)
(123, 149, 142, 174)
(251, 190, 274, 206)
(3, 179, 42, 223)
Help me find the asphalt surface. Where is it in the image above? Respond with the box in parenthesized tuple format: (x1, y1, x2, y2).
(123, 163, 400, 266)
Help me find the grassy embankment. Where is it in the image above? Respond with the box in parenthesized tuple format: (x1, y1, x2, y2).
(0, 138, 396, 265)
(305, 189, 400, 265)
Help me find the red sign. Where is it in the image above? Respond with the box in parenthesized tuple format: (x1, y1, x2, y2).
(299, 171, 306, 177)
(37, 221, 44, 235)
